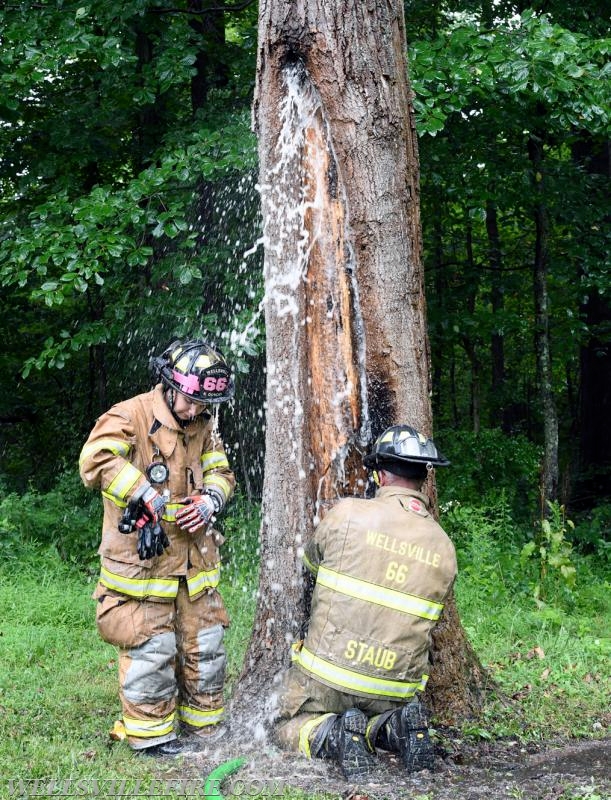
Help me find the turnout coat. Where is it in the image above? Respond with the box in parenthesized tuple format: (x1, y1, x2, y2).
(292, 486, 457, 701)
(79, 384, 235, 602)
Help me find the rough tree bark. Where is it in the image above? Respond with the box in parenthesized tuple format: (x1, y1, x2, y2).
(234, 0, 485, 725)
(528, 130, 559, 512)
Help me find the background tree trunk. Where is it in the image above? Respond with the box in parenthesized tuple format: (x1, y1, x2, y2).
(234, 0, 484, 725)
(528, 131, 559, 512)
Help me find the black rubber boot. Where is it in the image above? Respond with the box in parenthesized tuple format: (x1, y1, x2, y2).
(383, 701, 435, 772)
(322, 709, 377, 781)
(139, 738, 185, 757)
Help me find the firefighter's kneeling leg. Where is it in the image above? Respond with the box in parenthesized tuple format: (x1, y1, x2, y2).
(175, 585, 229, 734)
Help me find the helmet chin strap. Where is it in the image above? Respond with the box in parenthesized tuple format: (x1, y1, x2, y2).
(165, 387, 188, 428)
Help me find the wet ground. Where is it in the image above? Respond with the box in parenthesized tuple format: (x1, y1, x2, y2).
(185, 732, 610, 800)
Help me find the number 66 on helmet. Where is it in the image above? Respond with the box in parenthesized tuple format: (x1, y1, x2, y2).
(150, 339, 234, 404)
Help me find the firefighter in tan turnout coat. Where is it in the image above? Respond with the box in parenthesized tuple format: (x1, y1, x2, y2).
(79, 340, 235, 757)
(276, 425, 457, 780)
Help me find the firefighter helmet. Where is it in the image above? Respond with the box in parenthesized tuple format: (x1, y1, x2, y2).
(363, 425, 450, 470)
(151, 340, 234, 404)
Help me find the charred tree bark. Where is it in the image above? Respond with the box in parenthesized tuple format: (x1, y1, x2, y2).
(234, 0, 484, 724)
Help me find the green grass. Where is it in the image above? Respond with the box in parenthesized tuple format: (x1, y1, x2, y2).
(0, 506, 609, 799)
(0, 543, 258, 798)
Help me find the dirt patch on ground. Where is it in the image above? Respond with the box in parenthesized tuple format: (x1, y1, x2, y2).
(181, 732, 610, 800)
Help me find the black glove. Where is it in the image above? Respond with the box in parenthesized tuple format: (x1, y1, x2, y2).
(137, 520, 170, 561)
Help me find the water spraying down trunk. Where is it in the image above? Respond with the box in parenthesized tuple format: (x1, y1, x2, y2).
(232, 0, 485, 728)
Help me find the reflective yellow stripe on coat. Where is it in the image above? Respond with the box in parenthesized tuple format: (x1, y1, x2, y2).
(99, 566, 179, 599)
(186, 564, 221, 597)
(292, 644, 429, 699)
(79, 437, 131, 467)
(201, 451, 230, 471)
(316, 565, 444, 621)
(99, 565, 220, 600)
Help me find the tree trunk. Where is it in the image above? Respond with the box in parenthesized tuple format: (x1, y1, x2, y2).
(234, 0, 484, 724)
(462, 216, 481, 434)
(188, 0, 228, 112)
(528, 132, 559, 513)
(486, 198, 507, 430)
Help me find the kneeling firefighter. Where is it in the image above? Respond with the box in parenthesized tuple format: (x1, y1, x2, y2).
(79, 340, 236, 756)
(275, 425, 457, 779)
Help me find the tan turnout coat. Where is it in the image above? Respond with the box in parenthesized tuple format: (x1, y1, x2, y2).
(79, 384, 235, 602)
(293, 486, 457, 700)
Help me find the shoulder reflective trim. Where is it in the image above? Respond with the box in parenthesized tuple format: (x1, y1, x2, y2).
(302, 552, 319, 576)
(106, 463, 142, 502)
(177, 704, 224, 728)
(122, 712, 175, 738)
(186, 564, 221, 596)
(99, 567, 179, 599)
(79, 438, 131, 467)
(316, 565, 444, 621)
(298, 713, 335, 759)
(293, 644, 429, 699)
(201, 451, 230, 471)
(202, 474, 232, 501)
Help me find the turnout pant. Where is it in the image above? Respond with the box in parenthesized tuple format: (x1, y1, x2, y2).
(275, 666, 404, 757)
(94, 579, 229, 749)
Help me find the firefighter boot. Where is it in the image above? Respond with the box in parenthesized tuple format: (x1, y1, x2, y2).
(321, 709, 376, 780)
(139, 738, 185, 757)
(378, 701, 435, 772)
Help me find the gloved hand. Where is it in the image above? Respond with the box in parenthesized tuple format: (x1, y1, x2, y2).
(175, 492, 221, 533)
(135, 483, 166, 524)
(137, 520, 170, 561)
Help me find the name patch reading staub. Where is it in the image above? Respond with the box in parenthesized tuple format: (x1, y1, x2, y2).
(366, 530, 441, 567)
(344, 639, 398, 670)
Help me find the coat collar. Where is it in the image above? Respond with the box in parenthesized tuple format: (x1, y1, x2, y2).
(151, 384, 209, 433)
(375, 485, 431, 509)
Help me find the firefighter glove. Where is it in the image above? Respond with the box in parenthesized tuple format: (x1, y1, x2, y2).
(175, 492, 221, 533)
(137, 520, 170, 561)
(133, 482, 166, 524)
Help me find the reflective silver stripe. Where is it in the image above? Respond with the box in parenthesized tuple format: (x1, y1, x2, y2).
(99, 566, 179, 599)
(317, 566, 444, 621)
(123, 712, 175, 738)
(201, 451, 230, 471)
(186, 565, 221, 596)
(202, 474, 232, 501)
(177, 705, 224, 728)
(106, 463, 142, 502)
(293, 644, 428, 699)
(79, 437, 131, 467)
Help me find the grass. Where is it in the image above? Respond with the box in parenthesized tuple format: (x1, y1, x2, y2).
(0, 503, 609, 799)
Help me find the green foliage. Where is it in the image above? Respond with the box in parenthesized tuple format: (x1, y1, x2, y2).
(451, 498, 609, 742)
(218, 491, 261, 583)
(571, 503, 611, 560)
(410, 12, 611, 138)
(436, 428, 542, 519)
(520, 501, 577, 605)
(0, 470, 101, 569)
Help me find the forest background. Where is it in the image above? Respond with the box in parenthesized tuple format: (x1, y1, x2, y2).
(0, 1, 609, 798)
